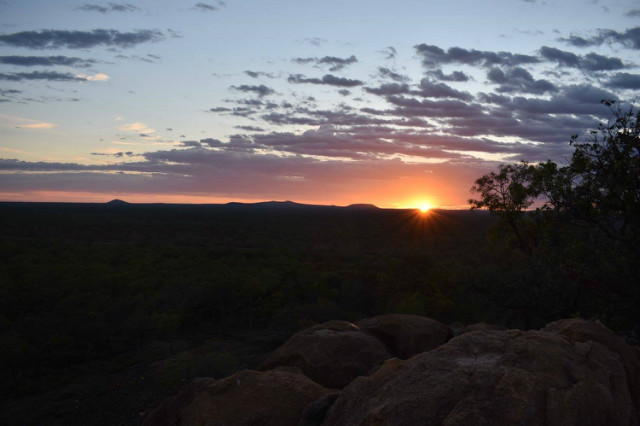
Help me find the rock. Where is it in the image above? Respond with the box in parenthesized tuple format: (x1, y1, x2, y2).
(259, 320, 391, 389)
(143, 369, 330, 426)
(356, 314, 451, 358)
(323, 319, 640, 425)
(543, 318, 640, 422)
(461, 322, 506, 334)
(299, 392, 340, 426)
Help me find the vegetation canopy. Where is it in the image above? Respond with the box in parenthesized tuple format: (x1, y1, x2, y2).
(469, 100, 640, 331)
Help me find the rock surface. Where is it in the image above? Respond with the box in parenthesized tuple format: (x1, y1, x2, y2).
(322, 318, 639, 426)
(356, 314, 451, 358)
(143, 369, 330, 426)
(259, 320, 391, 389)
(543, 318, 640, 422)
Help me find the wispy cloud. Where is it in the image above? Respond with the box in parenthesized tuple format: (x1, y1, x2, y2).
(0, 29, 163, 49)
(0, 55, 96, 67)
(288, 74, 363, 87)
(0, 71, 86, 81)
(75, 3, 139, 13)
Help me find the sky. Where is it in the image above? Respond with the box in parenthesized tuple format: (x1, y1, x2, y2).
(0, 0, 639, 208)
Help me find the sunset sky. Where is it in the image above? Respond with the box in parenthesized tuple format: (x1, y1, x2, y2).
(1, 0, 639, 208)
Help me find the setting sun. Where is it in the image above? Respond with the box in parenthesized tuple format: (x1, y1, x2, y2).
(418, 202, 432, 213)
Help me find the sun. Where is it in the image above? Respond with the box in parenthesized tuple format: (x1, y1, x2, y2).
(418, 202, 432, 213)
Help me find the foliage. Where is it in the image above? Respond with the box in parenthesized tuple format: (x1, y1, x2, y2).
(469, 100, 640, 330)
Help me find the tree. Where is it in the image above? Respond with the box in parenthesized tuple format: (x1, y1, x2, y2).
(468, 162, 538, 253)
(469, 100, 640, 331)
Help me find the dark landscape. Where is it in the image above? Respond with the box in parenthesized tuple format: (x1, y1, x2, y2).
(1, 184, 639, 424)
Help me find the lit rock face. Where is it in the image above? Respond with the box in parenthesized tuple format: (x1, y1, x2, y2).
(322, 318, 640, 426)
(259, 320, 391, 389)
(143, 369, 330, 426)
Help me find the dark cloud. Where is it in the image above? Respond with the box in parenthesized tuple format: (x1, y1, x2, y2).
(415, 44, 539, 68)
(244, 70, 277, 79)
(605, 72, 640, 89)
(416, 79, 473, 101)
(0, 55, 96, 67)
(364, 83, 411, 96)
(377, 67, 410, 82)
(288, 73, 363, 87)
(539, 46, 625, 71)
(0, 71, 85, 81)
(293, 55, 357, 71)
(338, 89, 350, 96)
(0, 29, 163, 49)
(235, 125, 265, 132)
(627, 9, 640, 17)
(91, 151, 135, 157)
(0, 89, 22, 96)
(193, 2, 225, 12)
(380, 46, 397, 60)
(76, 3, 139, 13)
(115, 54, 160, 63)
(560, 27, 640, 49)
(487, 67, 557, 94)
(230, 84, 275, 97)
(427, 69, 470, 82)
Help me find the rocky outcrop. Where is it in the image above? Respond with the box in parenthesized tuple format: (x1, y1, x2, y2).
(356, 314, 451, 358)
(145, 317, 640, 426)
(142, 369, 330, 426)
(322, 318, 640, 425)
(259, 320, 391, 389)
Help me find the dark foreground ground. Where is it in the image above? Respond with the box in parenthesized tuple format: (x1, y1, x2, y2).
(1, 201, 499, 424)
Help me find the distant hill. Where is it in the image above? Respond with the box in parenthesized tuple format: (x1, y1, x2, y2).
(226, 200, 324, 209)
(106, 199, 129, 205)
(345, 203, 379, 210)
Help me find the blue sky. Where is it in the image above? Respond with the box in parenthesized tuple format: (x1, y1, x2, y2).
(0, 0, 639, 207)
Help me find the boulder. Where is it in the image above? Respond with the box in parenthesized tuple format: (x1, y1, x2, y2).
(461, 321, 507, 334)
(259, 320, 391, 389)
(356, 314, 451, 358)
(543, 318, 640, 421)
(323, 319, 640, 425)
(143, 369, 330, 426)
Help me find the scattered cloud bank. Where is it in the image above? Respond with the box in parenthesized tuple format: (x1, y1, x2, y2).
(2, 20, 639, 205)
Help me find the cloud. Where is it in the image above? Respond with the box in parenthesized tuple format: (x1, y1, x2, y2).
(427, 69, 470, 82)
(244, 70, 277, 79)
(120, 122, 155, 134)
(0, 29, 164, 49)
(0, 71, 86, 81)
(560, 26, 640, 49)
(486, 67, 557, 94)
(377, 67, 410, 82)
(293, 55, 358, 71)
(230, 84, 275, 97)
(364, 83, 411, 96)
(605, 73, 640, 89)
(416, 79, 474, 101)
(0, 55, 96, 67)
(300, 37, 326, 47)
(77, 73, 109, 81)
(235, 125, 265, 132)
(415, 44, 539, 68)
(627, 9, 640, 17)
(380, 46, 397, 60)
(76, 3, 139, 13)
(288, 74, 363, 87)
(193, 2, 226, 12)
(539, 46, 625, 71)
